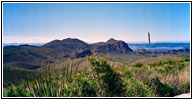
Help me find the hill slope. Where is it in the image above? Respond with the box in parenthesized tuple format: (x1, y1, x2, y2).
(3, 38, 134, 69)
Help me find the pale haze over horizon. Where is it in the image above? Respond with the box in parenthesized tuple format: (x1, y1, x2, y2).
(3, 3, 190, 43)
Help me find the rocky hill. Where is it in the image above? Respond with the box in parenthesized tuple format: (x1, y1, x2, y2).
(3, 38, 133, 69)
(91, 38, 133, 54)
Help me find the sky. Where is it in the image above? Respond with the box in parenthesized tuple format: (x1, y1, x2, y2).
(3, 3, 190, 43)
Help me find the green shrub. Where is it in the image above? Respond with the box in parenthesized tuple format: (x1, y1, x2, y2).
(164, 66, 172, 73)
(64, 72, 97, 97)
(87, 55, 126, 97)
(168, 60, 174, 65)
(134, 63, 143, 68)
(185, 58, 190, 62)
(126, 78, 156, 97)
(156, 69, 164, 74)
(150, 62, 164, 67)
(163, 60, 175, 65)
(145, 77, 175, 97)
(126, 70, 132, 79)
(4, 87, 33, 97)
(179, 84, 190, 94)
(178, 64, 185, 70)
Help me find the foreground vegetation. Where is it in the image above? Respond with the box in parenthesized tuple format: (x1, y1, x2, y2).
(3, 55, 190, 97)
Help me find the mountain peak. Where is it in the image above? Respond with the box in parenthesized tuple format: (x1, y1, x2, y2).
(62, 38, 79, 42)
(62, 38, 88, 44)
(106, 38, 118, 43)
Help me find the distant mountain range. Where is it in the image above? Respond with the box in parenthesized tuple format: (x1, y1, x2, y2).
(3, 43, 44, 47)
(4, 42, 190, 50)
(135, 47, 190, 57)
(128, 43, 190, 50)
(3, 38, 190, 69)
(3, 38, 133, 69)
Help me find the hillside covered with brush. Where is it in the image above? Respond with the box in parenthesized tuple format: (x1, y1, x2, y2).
(3, 54, 190, 97)
(3, 38, 190, 97)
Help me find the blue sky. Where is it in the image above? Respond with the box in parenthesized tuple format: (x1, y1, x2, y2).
(3, 3, 190, 43)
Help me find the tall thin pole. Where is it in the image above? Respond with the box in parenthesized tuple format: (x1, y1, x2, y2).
(148, 31, 151, 49)
(148, 31, 154, 64)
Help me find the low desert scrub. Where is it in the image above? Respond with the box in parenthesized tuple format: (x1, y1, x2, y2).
(129, 66, 175, 97)
(127, 56, 190, 96)
(3, 55, 190, 97)
(4, 55, 126, 97)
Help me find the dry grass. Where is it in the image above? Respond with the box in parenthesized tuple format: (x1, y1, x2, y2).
(178, 66, 190, 87)
(157, 61, 190, 89)
(131, 55, 186, 65)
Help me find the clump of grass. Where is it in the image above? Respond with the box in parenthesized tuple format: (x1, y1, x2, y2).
(177, 65, 190, 93)
(134, 63, 144, 68)
(23, 61, 79, 97)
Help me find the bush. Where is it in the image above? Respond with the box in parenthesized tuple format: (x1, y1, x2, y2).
(64, 72, 97, 97)
(145, 77, 175, 97)
(178, 64, 185, 70)
(168, 61, 173, 64)
(134, 63, 143, 68)
(126, 78, 156, 97)
(164, 66, 174, 73)
(185, 58, 190, 62)
(4, 87, 33, 97)
(149, 62, 164, 67)
(126, 70, 132, 79)
(87, 55, 126, 97)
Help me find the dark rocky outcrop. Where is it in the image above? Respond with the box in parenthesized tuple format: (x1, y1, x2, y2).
(91, 38, 133, 54)
(75, 49, 92, 58)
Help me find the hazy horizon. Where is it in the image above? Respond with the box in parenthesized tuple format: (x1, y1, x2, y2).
(3, 40, 190, 51)
(3, 3, 190, 43)
(3, 37, 191, 44)
(3, 37, 190, 44)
